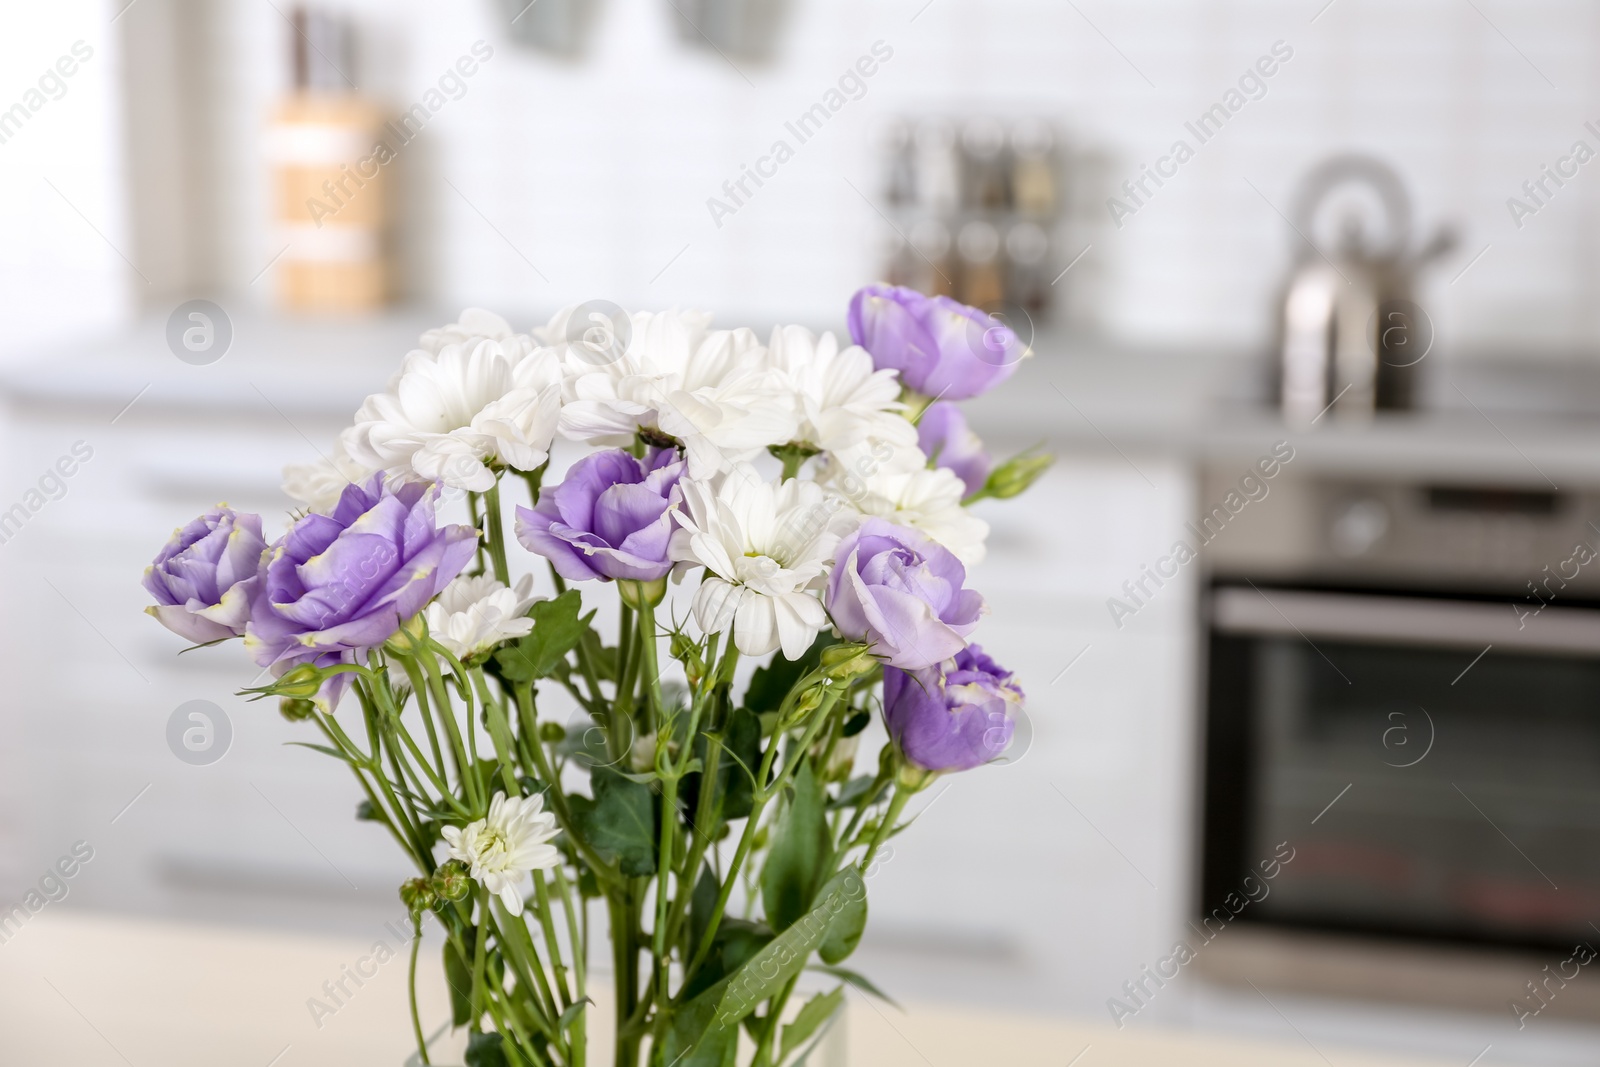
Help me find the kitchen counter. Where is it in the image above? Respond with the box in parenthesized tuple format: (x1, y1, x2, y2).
(7, 312, 1600, 485)
(0, 909, 1463, 1067)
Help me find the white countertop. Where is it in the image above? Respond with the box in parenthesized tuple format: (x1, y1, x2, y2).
(0, 909, 1461, 1067)
(7, 311, 1600, 487)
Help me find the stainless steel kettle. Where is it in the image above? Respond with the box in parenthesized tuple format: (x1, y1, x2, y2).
(1276, 155, 1454, 423)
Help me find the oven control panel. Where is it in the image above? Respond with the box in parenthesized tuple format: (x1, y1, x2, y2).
(1199, 470, 1600, 595)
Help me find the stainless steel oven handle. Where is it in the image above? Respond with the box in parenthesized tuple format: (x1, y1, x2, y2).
(1211, 586, 1600, 654)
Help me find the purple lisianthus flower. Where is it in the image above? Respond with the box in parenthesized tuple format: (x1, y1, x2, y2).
(883, 645, 1024, 773)
(144, 506, 266, 643)
(826, 518, 984, 670)
(244, 474, 476, 710)
(515, 448, 684, 582)
(917, 401, 991, 497)
(847, 284, 1025, 400)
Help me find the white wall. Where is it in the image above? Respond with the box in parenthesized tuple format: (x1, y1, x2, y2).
(119, 0, 1600, 352)
(0, 3, 133, 350)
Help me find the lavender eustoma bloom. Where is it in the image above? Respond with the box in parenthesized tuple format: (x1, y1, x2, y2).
(826, 518, 984, 670)
(244, 474, 476, 710)
(515, 448, 684, 582)
(917, 401, 991, 497)
(883, 645, 1023, 773)
(143, 506, 266, 644)
(847, 284, 1024, 400)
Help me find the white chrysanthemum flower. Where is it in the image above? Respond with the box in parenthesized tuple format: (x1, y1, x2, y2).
(551, 307, 797, 479)
(669, 464, 844, 658)
(763, 325, 917, 458)
(424, 573, 538, 660)
(282, 428, 372, 513)
(822, 442, 990, 565)
(347, 337, 563, 492)
(441, 791, 560, 914)
(419, 307, 538, 360)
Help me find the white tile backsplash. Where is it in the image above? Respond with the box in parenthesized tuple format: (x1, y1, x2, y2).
(54, 0, 1566, 352)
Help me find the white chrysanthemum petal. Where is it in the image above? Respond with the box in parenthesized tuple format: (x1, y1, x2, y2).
(554, 308, 795, 477)
(762, 325, 918, 458)
(425, 574, 538, 659)
(282, 428, 372, 514)
(822, 443, 990, 565)
(348, 333, 563, 490)
(671, 464, 841, 655)
(443, 791, 561, 913)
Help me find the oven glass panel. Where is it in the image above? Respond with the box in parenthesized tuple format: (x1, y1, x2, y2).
(1223, 630, 1600, 948)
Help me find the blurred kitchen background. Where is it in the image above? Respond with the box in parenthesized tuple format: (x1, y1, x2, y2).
(8, 1, 1600, 1065)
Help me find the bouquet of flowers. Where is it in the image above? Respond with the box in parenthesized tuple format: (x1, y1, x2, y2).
(142, 285, 1050, 1067)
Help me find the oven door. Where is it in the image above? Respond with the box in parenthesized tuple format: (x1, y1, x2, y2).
(1203, 583, 1600, 950)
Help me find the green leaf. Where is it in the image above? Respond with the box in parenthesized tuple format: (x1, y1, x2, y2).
(284, 741, 362, 766)
(780, 987, 844, 1064)
(827, 774, 878, 811)
(761, 760, 831, 932)
(493, 590, 590, 682)
(443, 936, 474, 1027)
(688, 865, 720, 959)
(808, 963, 898, 1008)
(660, 987, 738, 1067)
(818, 872, 867, 964)
(556, 997, 591, 1034)
(579, 624, 619, 682)
(569, 765, 657, 876)
(679, 917, 772, 1003)
(556, 713, 617, 769)
(464, 1030, 507, 1067)
(742, 632, 832, 714)
(841, 710, 871, 738)
(709, 868, 866, 1033)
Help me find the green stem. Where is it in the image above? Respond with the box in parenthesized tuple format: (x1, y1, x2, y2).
(636, 601, 664, 736)
(468, 493, 488, 575)
(686, 689, 840, 980)
(314, 714, 424, 864)
(752, 974, 801, 1067)
(484, 480, 511, 586)
(838, 774, 890, 850)
(521, 460, 549, 509)
(398, 656, 450, 787)
(422, 647, 481, 811)
(533, 871, 573, 1008)
(408, 915, 431, 1065)
(609, 890, 642, 1067)
(473, 666, 524, 797)
(490, 904, 560, 1039)
(861, 784, 913, 873)
(514, 681, 622, 890)
(471, 887, 491, 1027)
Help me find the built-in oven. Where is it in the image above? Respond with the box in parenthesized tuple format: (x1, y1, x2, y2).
(1201, 472, 1600, 953)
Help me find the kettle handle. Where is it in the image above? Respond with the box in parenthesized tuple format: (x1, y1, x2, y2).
(1290, 153, 1412, 258)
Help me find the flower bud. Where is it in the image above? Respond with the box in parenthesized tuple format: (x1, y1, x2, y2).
(781, 684, 829, 729)
(617, 577, 667, 610)
(274, 663, 325, 699)
(384, 613, 429, 657)
(431, 860, 472, 902)
(981, 450, 1054, 501)
(279, 697, 316, 722)
(400, 877, 437, 916)
(820, 642, 876, 682)
(670, 632, 705, 688)
(539, 722, 566, 744)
